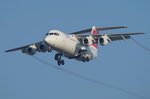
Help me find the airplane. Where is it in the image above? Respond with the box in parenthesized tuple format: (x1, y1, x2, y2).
(5, 26, 145, 65)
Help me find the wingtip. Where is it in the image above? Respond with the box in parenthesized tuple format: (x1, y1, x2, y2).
(121, 26, 128, 28)
(5, 49, 13, 52)
(137, 32, 145, 34)
(5, 50, 9, 52)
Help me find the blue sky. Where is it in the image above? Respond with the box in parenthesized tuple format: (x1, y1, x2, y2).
(1, 0, 150, 99)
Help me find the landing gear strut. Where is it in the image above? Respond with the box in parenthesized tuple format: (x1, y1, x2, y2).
(55, 53, 65, 66)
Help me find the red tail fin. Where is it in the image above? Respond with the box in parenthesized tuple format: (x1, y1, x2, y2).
(91, 26, 99, 34)
(91, 26, 98, 48)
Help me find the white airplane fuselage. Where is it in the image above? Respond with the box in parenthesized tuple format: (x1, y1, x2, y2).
(44, 30, 98, 61)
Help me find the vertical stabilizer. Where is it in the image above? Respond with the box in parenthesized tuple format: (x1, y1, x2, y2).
(91, 26, 98, 49)
(91, 26, 99, 34)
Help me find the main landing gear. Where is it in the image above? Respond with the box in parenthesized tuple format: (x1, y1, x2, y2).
(78, 49, 90, 62)
(55, 53, 65, 66)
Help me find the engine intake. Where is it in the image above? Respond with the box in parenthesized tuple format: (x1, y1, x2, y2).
(25, 47, 36, 55)
(82, 37, 92, 46)
(99, 36, 109, 46)
(38, 43, 49, 52)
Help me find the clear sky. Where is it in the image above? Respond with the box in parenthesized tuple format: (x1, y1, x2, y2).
(1, 0, 150, 99)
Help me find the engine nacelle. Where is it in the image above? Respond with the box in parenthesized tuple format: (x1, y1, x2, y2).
(38, 43, 50, 52)
(99, 36, 109, 46)
(82, 37, 93, 46)
(25, 47, 36, 55)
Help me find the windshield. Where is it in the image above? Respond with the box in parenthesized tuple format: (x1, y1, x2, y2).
(45, 33, 59, 36)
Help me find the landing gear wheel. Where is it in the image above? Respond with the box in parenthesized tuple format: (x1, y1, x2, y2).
(57, 60, 61, 66)
(55, 53, 62, 60)
(82, 58, 86, 62)
(61, 60, 65, 65)
(55, 53, 65, 66)
(85, 57, 89, 62)
(57, 60, 65, 66)
(55, 54, 59, 60)
(82, 57, 89, 62)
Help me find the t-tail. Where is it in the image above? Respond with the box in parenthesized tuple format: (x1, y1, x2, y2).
(91, 26, 99, 34)
(91, 26, 98, 49)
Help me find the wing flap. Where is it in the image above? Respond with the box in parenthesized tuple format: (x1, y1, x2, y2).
(107, 32, 145, 36)
(109, 35, 131, 41)
(107, 32, 144, 41)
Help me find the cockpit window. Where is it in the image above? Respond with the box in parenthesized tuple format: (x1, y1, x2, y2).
(45, 33, 48, 36)
(49, 33, 53, 35)
(46, 32, 59, 36)
(54, 33, 59, 36)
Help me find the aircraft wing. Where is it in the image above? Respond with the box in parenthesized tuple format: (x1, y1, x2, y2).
(102, 32, 144, 41)
(75, 32, 145, 42)
(70, 26, 127, 34)
(5, 41, 43, 52)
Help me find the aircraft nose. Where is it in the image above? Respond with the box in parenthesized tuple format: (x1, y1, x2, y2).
(44, 36, 49, 44)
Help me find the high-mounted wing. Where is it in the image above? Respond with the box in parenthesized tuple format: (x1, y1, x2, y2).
(70, 26, 127, 34)
(5, 41, 51, 56)
(98, 32, 144, 41)
(5, 41, 42, 52)
(106, 33, 145, 41)
(75, 32, 145, 42)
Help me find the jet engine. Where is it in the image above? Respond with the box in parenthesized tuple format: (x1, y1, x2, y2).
(99, 35, 109, 46)
(38, 43, 50, 52)
(82, 37, 93, 46)
(25, 47, 36, 55)
(21, 45, 37, 55)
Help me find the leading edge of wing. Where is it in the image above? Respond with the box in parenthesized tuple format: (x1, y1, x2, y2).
(70, 26, 127, 34)
(75, 32, 145, 38)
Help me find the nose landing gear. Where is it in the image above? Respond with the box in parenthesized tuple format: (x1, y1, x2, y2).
(55, 53, 65, 66)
